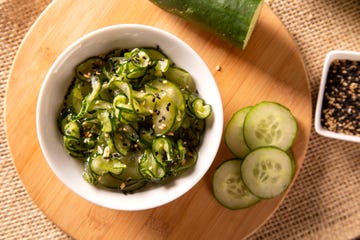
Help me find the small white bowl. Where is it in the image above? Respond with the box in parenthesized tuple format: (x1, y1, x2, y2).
(314, 50, 360, 143)
(36, 24, 223, 210)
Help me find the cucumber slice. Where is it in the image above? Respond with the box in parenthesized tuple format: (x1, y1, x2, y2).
(139, 149, 166, 181)
(149, 79, 186, 133)
(224, 106, 252, 158)
(113, 131, 131, 156)
(142, 47, 168, 60)
(152, 95, 176, 136)
(172, 140, 198, 174)
(98, 173, 124, 189)
(68, 82, 86, 114)
(155, 58, 170, 73)
(149, 79, 185, 110)
(191, 98, 212, 119)
(98, 173, 147, 193)
(75, 57, 106, 81)
(163, 66, 196, 92)
(243, 101, 297, 151)
(212, 159, 260, 210)
(131, 50, 150, 68)
(90, 155, 126, 176)
(152, 137, 174, 167)
(241, 147, 294, 199)
(113, 153, 144, 181)
(127, 68, 146, 79)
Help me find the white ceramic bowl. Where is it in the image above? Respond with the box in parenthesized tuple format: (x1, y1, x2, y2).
(36, 24, 223, 210)
(314, 50, 360, 143)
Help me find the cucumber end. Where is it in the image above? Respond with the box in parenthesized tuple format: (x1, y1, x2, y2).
(242, 0, 264, 49)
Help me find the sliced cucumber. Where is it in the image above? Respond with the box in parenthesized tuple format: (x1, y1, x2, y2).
(190, 98, 212, 119)
(155, 58, 170, 73)
(68, 82, 85, 115)
(241, 147, 294, 199)
(89, 155, 126, 176)
(152, 95, 177, 136)
(142, 47, 168, 60)
(75, 57, 106, 81)
(149, 79, 185, 111)
(98, 173, 147, 193)
(131, 50, 150, 68)
(224, 106, 252, 159)
(98, 173, 124, 189)
(152, 137, 174, 167)
(149, 79, 186, 133)
(215, 101, 298, 209)
(105, 154, 148, 193)
(212, 159, 260, 210)
(139, 149, 166, 181)
(243, 101, 297, 151)
(163, 66, 196, 92)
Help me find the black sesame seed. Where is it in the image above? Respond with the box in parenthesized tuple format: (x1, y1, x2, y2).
(166, 102, 171, 111)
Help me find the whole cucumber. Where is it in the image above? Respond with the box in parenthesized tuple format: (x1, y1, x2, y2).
(148, 0, 264, 49)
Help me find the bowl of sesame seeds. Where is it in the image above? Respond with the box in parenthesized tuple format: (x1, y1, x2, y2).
(315, 50, 360, 143)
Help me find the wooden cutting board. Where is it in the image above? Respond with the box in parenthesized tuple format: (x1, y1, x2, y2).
(6, 0, 312, 239)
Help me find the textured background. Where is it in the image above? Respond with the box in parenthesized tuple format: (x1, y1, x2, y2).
(1, 0, 359, 239)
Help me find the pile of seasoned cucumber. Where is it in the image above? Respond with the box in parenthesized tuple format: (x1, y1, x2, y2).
(57, 47, 212, 193)
(213, 101, 298, 210)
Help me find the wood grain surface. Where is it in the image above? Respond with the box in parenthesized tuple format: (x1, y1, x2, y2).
(5, 0, 312, 239)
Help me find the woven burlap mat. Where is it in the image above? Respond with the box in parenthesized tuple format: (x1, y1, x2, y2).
(1, 0, 359, 239)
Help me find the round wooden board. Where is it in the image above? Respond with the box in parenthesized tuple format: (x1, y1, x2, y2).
(6, 0, 312, 239)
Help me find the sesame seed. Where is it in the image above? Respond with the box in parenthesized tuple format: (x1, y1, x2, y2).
(320, 59, 360, 136)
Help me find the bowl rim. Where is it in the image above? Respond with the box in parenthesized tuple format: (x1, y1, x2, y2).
(36, 23, 224, 210)
(314, 49, 360, 143)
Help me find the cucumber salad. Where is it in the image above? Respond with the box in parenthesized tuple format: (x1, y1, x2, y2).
(213, 101, 298, 210)
(57, 47, 212, 193)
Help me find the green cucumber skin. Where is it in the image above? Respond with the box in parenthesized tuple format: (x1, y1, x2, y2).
(148, 0, 263, 48)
